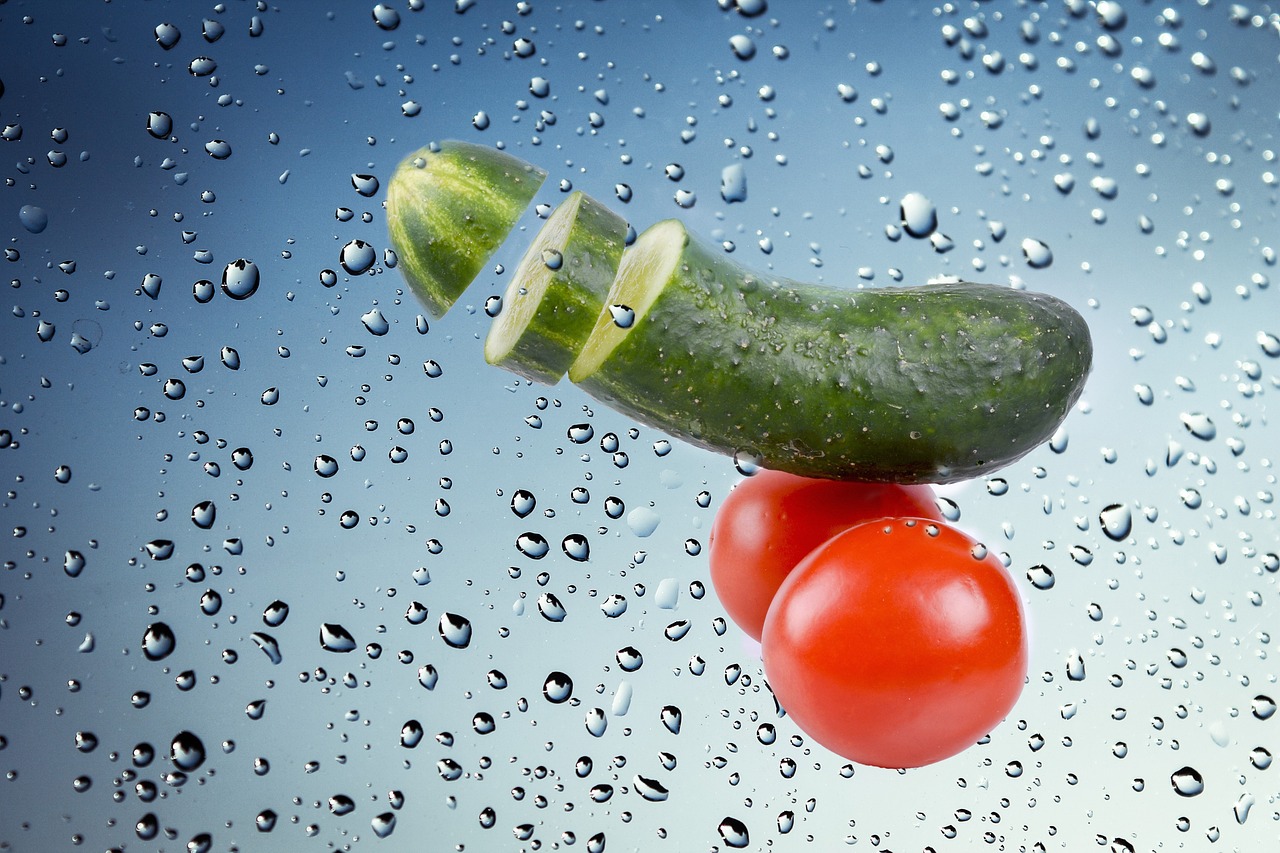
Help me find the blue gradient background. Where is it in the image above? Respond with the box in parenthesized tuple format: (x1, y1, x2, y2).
(2, 1, 1279, 850)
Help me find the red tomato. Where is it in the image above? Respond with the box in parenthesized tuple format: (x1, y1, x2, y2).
(708, 470, 941, 641)
(761, 517, 1027, 768)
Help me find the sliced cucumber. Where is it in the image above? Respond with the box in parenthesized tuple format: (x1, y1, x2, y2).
(484, 191, 628, 384)
(569, 220, 1092, 484)
(386, 140, 546, 318)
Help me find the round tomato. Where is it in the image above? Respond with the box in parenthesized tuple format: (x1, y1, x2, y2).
(708, 470, 940, 641)
(761, 517, 1027, 768)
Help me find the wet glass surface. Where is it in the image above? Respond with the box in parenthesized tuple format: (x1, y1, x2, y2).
(2, 1, 1279, 850)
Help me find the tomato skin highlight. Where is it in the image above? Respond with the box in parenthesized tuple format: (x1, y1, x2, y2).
(708, 471, 941, 641)
(761, 517, 1028, 769)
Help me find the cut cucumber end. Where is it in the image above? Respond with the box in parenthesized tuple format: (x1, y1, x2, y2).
(484, 191, 628, 384)
(386, 140, 546, 318)
(567, 218, 687, 384)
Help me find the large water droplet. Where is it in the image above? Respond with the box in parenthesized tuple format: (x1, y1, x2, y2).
(1021, 237, 1054, 268)
(142, 622, 176, 661)
(340, 239, 377, 274)
(438, 612, 472, 648)
(221, 259, 260, 300)
(18, 204, 48, 234)
(144, 111, 173, 144)
(543, 671, 573, 703)
(633, 774, 669, 802)
(154, 22, 181, 49)
(720, 163, 747, 203)
(1099, 503, 1133, 541)
(169, 731, 206, 771)
(1179, 412, 1216, 441)
(718, 817, 751, 848)
(1170, 766, 1204, 797)
(899, 192, 937, 238)
(537, 592, 567, 622)
(190, 500, 216, 529)
(319, 623, 357, 653)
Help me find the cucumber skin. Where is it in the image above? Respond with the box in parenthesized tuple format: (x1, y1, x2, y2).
(573, 224, 1093, 484)
(487, 192, 627, 385)
(387, 141, 546, 318)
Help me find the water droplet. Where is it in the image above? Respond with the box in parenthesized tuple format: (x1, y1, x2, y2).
(899, 192, 937, 238)
(319, 623, 357, 653)
(537, 592, 567, 622)
(634, 774, 669, 802)
(562, 534, 590, 561)
(543, 671, 573, 703)
(184, 499, 219, 534)
(1257, 331, 1280, 357)
(1021, 237, 1054, 268)
(513, 37, 536, 57)
(220, 259, 259, 300)
(188, 56, 217, 77)
(314, 455, 339, 478)
(64, 549, 86, 578)
(660, 704, 682, 734)
(340, 239, 377, 275)
(154, 22, 181, 49)
(1027, 565, 1055, 590)
(1179, 412, 1216, 441)
(18, 204, 48, 234)
(1250, 747, 1272, 770)
(170, 731, 205, 771)
(516, 532, 550, 559)
(584, 707, 608, 737)
(720, 163, 748, 203)
(1099, 503, 1133, 541)
(261, 600, 288, 628)
(142, 622, 176, 661)
(438, 612, 472, 648)
(361, 308, 390, 336)
(718, 817, 751, 848)
(1251, 694, 1276, 720)
(616, 646, 643, 672)
(370, 813, 396, 839)
(371, 3, 400, 30)
(1171, 766, 1204, 797)
(728, 33, 757, 60)
(1186, 112, 1211, 137)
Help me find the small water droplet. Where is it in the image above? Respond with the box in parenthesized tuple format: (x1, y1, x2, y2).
(1027, 565, 1055, 590)
(728, 33, 757, 60)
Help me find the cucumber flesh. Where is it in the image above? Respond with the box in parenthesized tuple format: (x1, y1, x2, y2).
(386, 140, 546, 318)
(570, 219, 1092, 484)
(485, 191, 628, 384)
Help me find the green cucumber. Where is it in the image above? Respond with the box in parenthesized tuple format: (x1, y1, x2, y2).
(568, 220, 1092, 484)
(386, 140, 546, 317)
(484, 191, 628, 384)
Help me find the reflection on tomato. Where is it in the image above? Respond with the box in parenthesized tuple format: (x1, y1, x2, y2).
(761, 517, 1028, 769)
(708, 470, 941, 641)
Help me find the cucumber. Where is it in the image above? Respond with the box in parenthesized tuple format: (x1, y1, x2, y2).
(386, 140, 546, 317)
(568, 220, 1092, 484)
(484, 191, 628, 384)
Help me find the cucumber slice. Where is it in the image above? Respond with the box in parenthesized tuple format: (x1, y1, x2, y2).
(570, 220, 1092, 484)
(484, 191, 628, 384)
(386, 140, 546, 318)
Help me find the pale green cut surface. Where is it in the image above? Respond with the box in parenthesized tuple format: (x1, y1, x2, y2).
(484, 192, 585, 364)
(568, 219, 686, 383)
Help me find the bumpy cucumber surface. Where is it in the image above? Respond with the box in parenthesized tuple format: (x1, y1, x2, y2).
(484, 191, 627, 384)
(569, 220, 1092, 484)
(386, 140, 546, 318)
